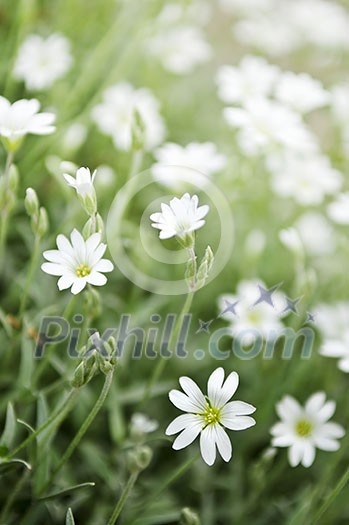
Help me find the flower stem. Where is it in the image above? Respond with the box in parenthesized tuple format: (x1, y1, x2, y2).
(0, 150, 14, 267)
(39, 370, 114, 494)
(6, 388, 78, 460)
(311, 466, 349, 524)
(19, 232, 41, 318)
(107, 471, 138, 525)
(141, 291, 194, 406)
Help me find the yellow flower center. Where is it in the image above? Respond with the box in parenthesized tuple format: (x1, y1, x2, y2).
(202, 404, 221, 426)
(76, 263, 91, 278)
(295, 419, 313, 437)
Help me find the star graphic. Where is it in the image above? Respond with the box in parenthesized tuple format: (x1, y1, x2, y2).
(220, 299, 239, 317)
(253, 283, 282, 309)
(196, 319, 213, 334)
(306, 311, 316, 324)
(282, 296, 302, 315)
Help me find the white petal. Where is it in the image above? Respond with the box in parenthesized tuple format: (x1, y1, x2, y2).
(172, 422, 202, 450)
(94, 259, 114, 273)
(200, 426, 216, 466)
(86, 272, 107, 286)
(276, 396, 302, 422)
(288, 442, 303, 467)
(85, 232, 101, 253)
(215, 425, 232, 462)
(317, 401, 336, 422)
(57, 274, 75, 290)
(215, 371, 239, 408)
(305, 392, 326, 413)
(169, 389, 203, 413)
(166, 414, 202, 435)
(272, 435, 295, 447)
(301, 441, 316, 467)
(313, 436, 341, 451)
(318, 422, 345, 439)
(221, 415, 256, 431)
(207, 367, 225, 407)
(179, 377, 206, 411)
(41, 262, 65, 276)
(221, 400, 256, 417)
(71, 278, 87, 295)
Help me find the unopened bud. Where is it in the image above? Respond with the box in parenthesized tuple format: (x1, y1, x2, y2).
(127, 445, 152, 473)
(25, 188, 39, 216)
(180, 507, 200, 525)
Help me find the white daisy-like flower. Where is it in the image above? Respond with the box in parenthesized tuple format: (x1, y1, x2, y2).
(327, 193, 349, 224)
(0, 97, 55, 150)
(316, 301, 349, 373)
(320, 335, 349, 373)
(150, 193, 209, 241)
(274, 71, 330, 114)
(269, 153, 342, 205)
(147, 25, 212, 74)
(271, 393, 345, 467)
(166, 368, 256, 466)
(41, 229, 114, 294)
(152, 142, 226, 189)
(216, 56, 280, 105)
(91, 83, 165, 151)
(13, 33, 73, 91)
(218, 279, 285, 345)
(130, 413, 159, 435)
(224, 98, 318, 157)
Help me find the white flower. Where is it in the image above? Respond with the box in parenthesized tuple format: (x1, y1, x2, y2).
(91, 83, 165, 151)
(0, 97, 55, 149)
(166, 368, 256, 466)
(271, 393, 345, 467)
(320, 335, 349, 373)
(131, 413, 159, 435)
(152, 142, 226, 188)
(41, 229, 114, 294)
(279, 228, 303, 257)
(218, 279, 285, 345)
(327, 193, 349, 224)
(63, 166, 96, 199)
(62, 123, 87, 153)
(216, 56, 280, 105)
(13, 33, 73, 91)
(295, 212, 335, 256)
(224, 98, 318, 157)
(270, 154, 342, 205)
(274, 71, 330, 114)
(147, 25, 212, 74)
(150, 193, 209, 241)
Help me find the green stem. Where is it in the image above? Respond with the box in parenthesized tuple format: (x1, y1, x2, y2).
(141, 291, 194, 406)
(40, 370, 114, 494)
(0, 469, 30, 523)
(107, 472, 138, 525)
(19, 233, 41, 317)
(6, 388, 78, 460)
(0, 150, 14, 265)
(311, 466, 349, 524)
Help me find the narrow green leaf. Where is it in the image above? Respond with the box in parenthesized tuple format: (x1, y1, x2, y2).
(0, 402, 16, 449)
(66, 508, 75, 525)
(40, 482, 96, 501)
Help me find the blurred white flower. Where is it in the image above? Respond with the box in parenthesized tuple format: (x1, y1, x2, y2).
(234, 14, 301, 57)
(150, 193, 209, 241)
(218, 280, 285, 345)
(156, 1, 211, 27)
(327, 193, 349, 224)
(62, 123, 87, 152)
(244, 229, 266, 257)
(270, 154, 342, 205)
(285, 0, 349, 50)
(216, 56, 280, 105)
(331, 84, 349, 126)
(279, 228, 303, 257)
(275, 71, 330, 114)
(320, 335, 349, 373)
(91, 83, 165, 151)
(13, 33, 72, 91)
(295, 212, 335, 256)
(0, 97, 55, 150)
(219, 0, 275, 15)
(224, 98, 318, 157)
(316, 302, 349, 341)
(131, 413, 159, 435)
(271, 393, 345, 467)
(41, 229, 114, 294)
(152, 142, 226, 188)
(147, 25, 212, 74)
(166, 368, 256, 466)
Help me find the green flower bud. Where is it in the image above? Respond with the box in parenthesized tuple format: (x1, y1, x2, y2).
(127, 445, 153, 473)
(37, 207, 49, 237)
(180, 507, 200, 525)
(25, 188, 39, 217)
